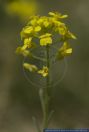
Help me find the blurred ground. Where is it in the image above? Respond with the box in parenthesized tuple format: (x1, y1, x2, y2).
(0, 0, 89, 131)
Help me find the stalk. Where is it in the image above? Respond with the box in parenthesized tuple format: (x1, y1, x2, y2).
(43, 46, 50, 128)
(39, 46, 51, 131)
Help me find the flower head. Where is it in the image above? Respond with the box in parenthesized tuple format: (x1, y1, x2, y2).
(16, 11, 76, 77)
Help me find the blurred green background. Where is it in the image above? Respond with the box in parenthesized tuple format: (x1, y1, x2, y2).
(0, 0, 89, 131)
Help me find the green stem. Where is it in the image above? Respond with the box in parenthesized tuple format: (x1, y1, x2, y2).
(39, 46, 51, 131)
(43, 46, 50, 128)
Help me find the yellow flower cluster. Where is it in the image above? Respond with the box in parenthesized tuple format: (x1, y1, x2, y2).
(20, 11, 76, 44)
(16, 11, 76, 77)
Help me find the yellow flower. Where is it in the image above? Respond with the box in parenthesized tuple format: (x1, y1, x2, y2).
(34, 26, 41, 32)
(53, 19, 64, 27)
(23, 26, 33, 34)
(29, 16, 39, 25)
(58, 24, 67, 35)
(22, 37, 32, 50)
(43, 20, 50, 27)
(16, 47, 30, 57)
(49, 12, 68, 19)
(37, 18, 44, 25)
(38, 66, 48, 77)
(57, 42, 72, 59)
(37, 16, 50, 27)
(49, 17, 67, 35)
(24, 37, 32, 45)
(40, 37, 52, 46)
(39, 33, 52, 46)
(20, 26, 33, 39)
(21, 25, 41, 39)
(66, 31, 77, 39)
(23, 63, 38, 72)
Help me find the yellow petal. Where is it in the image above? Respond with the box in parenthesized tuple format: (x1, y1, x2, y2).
(70, 33, 77, 39)
(60, 15, 68, 19)
(67, 31, 77, 39)
(24, 37, 32, 45)
(65, 48, 72, 54)
(16, 47, 30, 57)
(23, 63, 38, 72)
(43, 21, 50, 27)
(34, 26, 41, 32)
(42, 73, 48, 77)
(49, 12, 55, 16)
(23, 26, 33, 34)
(38, 70, 43, 74)
(40, 37, 52, 46)
(21, 44, 28, 50)
(37, 18, 44, 25)
(39, 33, 52, 39)
(38, 66, 48, 77)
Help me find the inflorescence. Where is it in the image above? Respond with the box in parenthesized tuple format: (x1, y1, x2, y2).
(16, 11, 76, 77)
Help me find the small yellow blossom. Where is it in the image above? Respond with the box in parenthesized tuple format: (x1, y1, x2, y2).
(66, 31, 77, 39)
(24, 37, 32, 45)
(57, 42, 72, 59)
(38, 66, 48, 77)
(16, 47, 30, 57)
(58, 24, 67, 35)
(39, 33, 52, 46)
(23, 37, 32, 49)
(39, 33, 52, 38)
(23, 26, 33, 34)
(30, 16, 39, 25)
(53, 20, 64, 27)
(37, 17, 44, 25)
(37, 17, 50, 27)
(49, 12, 68, 19)
(34, 26, 41, 32)
(23, 63, 38, 72)
(43, 20, 50, 27)
(21, 25, 41, 39)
